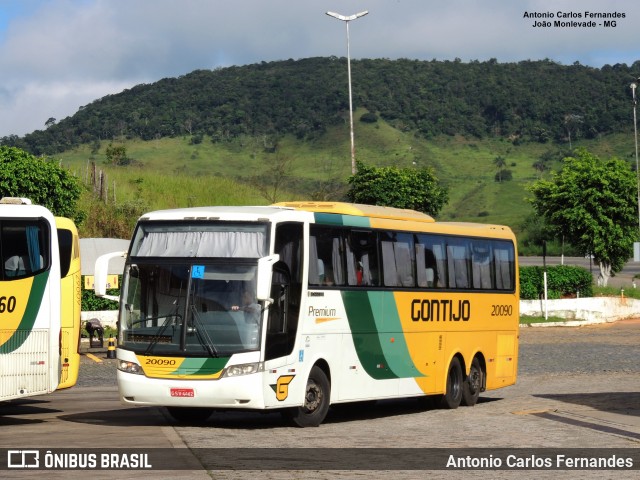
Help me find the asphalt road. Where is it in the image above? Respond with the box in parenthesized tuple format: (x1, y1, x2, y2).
(519, 256, 640, 289)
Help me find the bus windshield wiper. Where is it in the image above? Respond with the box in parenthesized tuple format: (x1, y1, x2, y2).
(144, 315, 179, 356)
(190, 305, 218, 357)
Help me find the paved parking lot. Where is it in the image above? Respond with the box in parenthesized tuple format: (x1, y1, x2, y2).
(1, 319, 639, 479)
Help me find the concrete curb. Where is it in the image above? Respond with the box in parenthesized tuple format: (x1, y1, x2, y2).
(520, 296, 640, 325)
(520, 317, 620, 328)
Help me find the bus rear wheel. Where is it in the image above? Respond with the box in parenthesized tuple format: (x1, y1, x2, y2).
(440, 357, 463, 409)
(284, 366, 330, 427)
(462, 357, 483, 407)
(166, 406, 213, 424)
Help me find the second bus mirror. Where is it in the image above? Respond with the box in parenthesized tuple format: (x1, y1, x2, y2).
(256, 254, 279, 301)
(94, 251, 127, 301)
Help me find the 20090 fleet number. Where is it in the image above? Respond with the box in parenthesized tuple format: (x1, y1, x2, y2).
(145, 358, 176, 366)
(491, 304, 513, 316)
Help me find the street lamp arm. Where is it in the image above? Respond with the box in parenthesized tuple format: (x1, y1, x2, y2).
(326, 11, 369, 22)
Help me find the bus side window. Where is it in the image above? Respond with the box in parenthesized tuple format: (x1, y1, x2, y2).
(471, 240, 494, 289)
(447, 239, 471, 289)
(416, 234, 445, 288)
(349, 230, 378, 286)
(268, 263, 289, 334)
(4, 255, 26, 278)
(309, 226, 341, 286)
(494, 242, 515, 290)
(380, 232, 415, 287)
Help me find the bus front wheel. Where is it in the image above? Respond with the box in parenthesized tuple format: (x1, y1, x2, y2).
(440, 357, 463, 409)
(283, 366, 330, 427)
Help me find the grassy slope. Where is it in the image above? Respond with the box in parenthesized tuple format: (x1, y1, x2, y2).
(57, 115, 635, 238)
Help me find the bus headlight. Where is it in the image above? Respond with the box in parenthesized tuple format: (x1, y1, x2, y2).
(117, 360, 144, 375)
(222, 362, 263, 378)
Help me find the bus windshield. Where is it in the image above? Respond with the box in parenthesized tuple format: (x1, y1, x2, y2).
(120, 261, 262, 356)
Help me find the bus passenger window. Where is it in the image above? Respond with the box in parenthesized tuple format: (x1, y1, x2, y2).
(471, 240, 494, 289)
(380, 232, 415, 287)
(309, 227, 345, 286)
(348, 230, 378, 287)
(447, 239, 471, 289)
(416, 243, 438, 288)
(416, 234, 447, 288)
(494, 243, 514, 290)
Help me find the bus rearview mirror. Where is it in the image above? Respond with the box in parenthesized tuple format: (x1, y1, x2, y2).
(94, 251, 126, 301)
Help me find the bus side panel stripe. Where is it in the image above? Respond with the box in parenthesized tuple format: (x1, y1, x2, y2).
(341, 291, 397, 380)
(137, 356, 229, 378)
(371, 291, 425, 378)
(0, 271, 49, 354)
(313, 213, 371, 228)
(313, 213, 344, 226)
(180, 357, 229, 376)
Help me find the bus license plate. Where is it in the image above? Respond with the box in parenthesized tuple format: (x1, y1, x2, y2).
(170, 388, 194, 398)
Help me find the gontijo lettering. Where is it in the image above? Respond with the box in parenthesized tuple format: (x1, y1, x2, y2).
(411, 299, 471, 322)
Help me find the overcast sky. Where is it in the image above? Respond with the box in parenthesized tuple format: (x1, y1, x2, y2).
(0, 0, 637, 137)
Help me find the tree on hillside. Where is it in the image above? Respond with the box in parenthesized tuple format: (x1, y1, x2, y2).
(250, 151, 294, 203)
(532, 159, 548, 178)
(0, 146, 83, 222)
(105, 144, 129, 166)
(564, 113, 583, 149)
(527, 148, 637, 286)
(493, 155, 507, 183)
(347, 161, 448, 216)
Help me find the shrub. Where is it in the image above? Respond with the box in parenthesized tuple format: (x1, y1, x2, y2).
(359, 112, 378, 123)
(519, 265, 593, 299)
(81, 275, 120, 311)
(494, 169, 513, 182)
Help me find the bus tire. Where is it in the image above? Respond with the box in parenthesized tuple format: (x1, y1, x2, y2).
(284, 366, 330, 427)
(440, 357, 463, 409)
(461, 357, 483, 407)
(166, 407, 213, 423)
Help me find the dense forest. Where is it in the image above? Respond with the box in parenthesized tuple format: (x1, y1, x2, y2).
(2, 56, 639, 155)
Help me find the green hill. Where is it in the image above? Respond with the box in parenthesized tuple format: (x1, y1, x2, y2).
(2, 57, 637, 242)
(5, 57, 639, 156)
(57, 123, 635, 243)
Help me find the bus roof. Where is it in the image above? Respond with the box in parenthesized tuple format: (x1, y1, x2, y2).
(133, 203, 514, 239)
(137, 205, 291, 222)
(272, 201, 435, 224)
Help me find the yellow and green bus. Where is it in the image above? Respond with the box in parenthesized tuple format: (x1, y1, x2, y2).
(0, 198, 62, 401)
(97, 202, 518, 426)
(55, 216, 81, 389)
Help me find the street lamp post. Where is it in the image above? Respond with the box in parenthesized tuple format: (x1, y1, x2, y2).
(632, 80, 640, 230)
(631, 80, 640, 262)
(326, 10, 368, 175)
